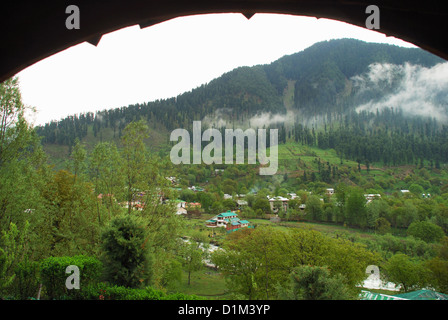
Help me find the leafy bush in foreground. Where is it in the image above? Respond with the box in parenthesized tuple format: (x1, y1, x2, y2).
(80, 282, 201, 300)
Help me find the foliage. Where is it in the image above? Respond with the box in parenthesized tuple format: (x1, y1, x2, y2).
(121, 119, 150, 214)
(382, 253, 429, 292)
(40, 168, 101, 256)
(212, 226, 379, 299)
(0, 221, 31, 297)
(305, 195, 323, 221)
(424, 257, 448, 293)
(100, 215, 152, 288)
(179, 240, 205, 286)
(79, 282, 201, 300)
(12, 258, 40, 300)
(39, 255, 102, 299)
(345, 188, 367, 228)
(279, 265, 355, 300)
(407, 220, 445, 243)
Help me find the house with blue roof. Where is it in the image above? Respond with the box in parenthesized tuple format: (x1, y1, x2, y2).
(206, 210, 252, 232)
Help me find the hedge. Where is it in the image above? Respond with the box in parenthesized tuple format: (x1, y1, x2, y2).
(40, 255, 103, 300)
(80, 282, 202, 300)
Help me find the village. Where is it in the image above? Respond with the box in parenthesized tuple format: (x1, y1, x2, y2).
(89, 172, 448, 301)
(101, 175, 401, 235)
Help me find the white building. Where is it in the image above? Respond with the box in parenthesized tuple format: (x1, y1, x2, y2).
(268, 196, 289, 212)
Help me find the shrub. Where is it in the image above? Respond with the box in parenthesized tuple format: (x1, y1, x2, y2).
(79, 283, 201, 300)
(407, 221, 445, 243)
(279, 265, 355, 300)
(13, 259, 40, 299)
(101, 215, 152, 288)
(40, 255, 102, 299)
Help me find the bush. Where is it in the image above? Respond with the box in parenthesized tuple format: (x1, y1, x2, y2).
(101, 215, 152, 288)
(13, 259, 40, 299)
(279, 265, 355, 300)
(40, 255, 102, 300)
(407, 221, 445, 243)
(79, 283, 201, 300)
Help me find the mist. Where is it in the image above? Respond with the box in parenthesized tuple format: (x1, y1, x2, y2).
(248, 112, 289, 128)
(353, 61, 448, 122)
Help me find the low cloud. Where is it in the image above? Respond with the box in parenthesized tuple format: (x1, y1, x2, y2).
(352, 61, 448, 122)
(201, 108, 232, 128)
(248, 112, 288, 128)
(202, 109, 289, 129)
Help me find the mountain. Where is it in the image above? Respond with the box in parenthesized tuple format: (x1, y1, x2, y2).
(34, 38, 447, 165)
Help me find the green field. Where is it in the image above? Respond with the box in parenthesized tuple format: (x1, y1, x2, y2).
(174, 269, 230, 299)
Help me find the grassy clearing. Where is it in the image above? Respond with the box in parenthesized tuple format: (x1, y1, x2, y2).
(174, 269, 230, 299)
(277, 142, 359, 173)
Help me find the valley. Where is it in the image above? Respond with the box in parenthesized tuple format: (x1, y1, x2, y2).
(1, 38, 448, 301)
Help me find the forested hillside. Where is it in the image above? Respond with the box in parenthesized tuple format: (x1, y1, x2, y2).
(35, 38, 446, 168)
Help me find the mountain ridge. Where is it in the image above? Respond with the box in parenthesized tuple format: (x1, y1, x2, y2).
(34, 38, 446, 160)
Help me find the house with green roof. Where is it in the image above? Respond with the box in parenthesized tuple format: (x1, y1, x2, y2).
(206, 210, 252, 232)
(360, 289, 448, 300)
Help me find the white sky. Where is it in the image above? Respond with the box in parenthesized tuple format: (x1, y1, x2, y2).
(16, 13, 418, 126)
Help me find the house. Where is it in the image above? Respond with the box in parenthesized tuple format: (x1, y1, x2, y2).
(287, 193, 299, 200)
(187, 202, 201, 209)
(189, 186, 204, 192)
(206, 210, 238, 228)
(226, 219, 251, 232)
(236, 199, 248, 209)
(205, 210, 252, 232)
(165, 176, 177, 185)
(268, 196, 289, 212)
(364, 194, 381, 204)
(169, 199, 187, 215)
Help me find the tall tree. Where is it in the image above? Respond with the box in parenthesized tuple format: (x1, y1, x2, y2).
(0, 77, 46, 234)
(345, 188, 367, 228)
(90, 141, 123, 222)
(121, 120, 149, 214)
(179, 241, 204, 286)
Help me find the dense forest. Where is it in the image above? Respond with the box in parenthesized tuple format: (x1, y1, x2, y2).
(35, 39, 446, 167)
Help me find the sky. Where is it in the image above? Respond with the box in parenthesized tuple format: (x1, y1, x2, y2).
(16, 13, 418, 126)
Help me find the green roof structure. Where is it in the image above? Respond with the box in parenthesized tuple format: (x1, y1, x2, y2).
(394, 290, 448, 300)
(217, 210, 237, 218)
(360, 291, 406, 300)
(361, 289, 448, 300)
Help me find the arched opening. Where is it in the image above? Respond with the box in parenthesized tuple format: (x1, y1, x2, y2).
(1, 5, 448, 302)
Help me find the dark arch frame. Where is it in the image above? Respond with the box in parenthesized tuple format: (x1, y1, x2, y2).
(1, 1, 447, 82)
